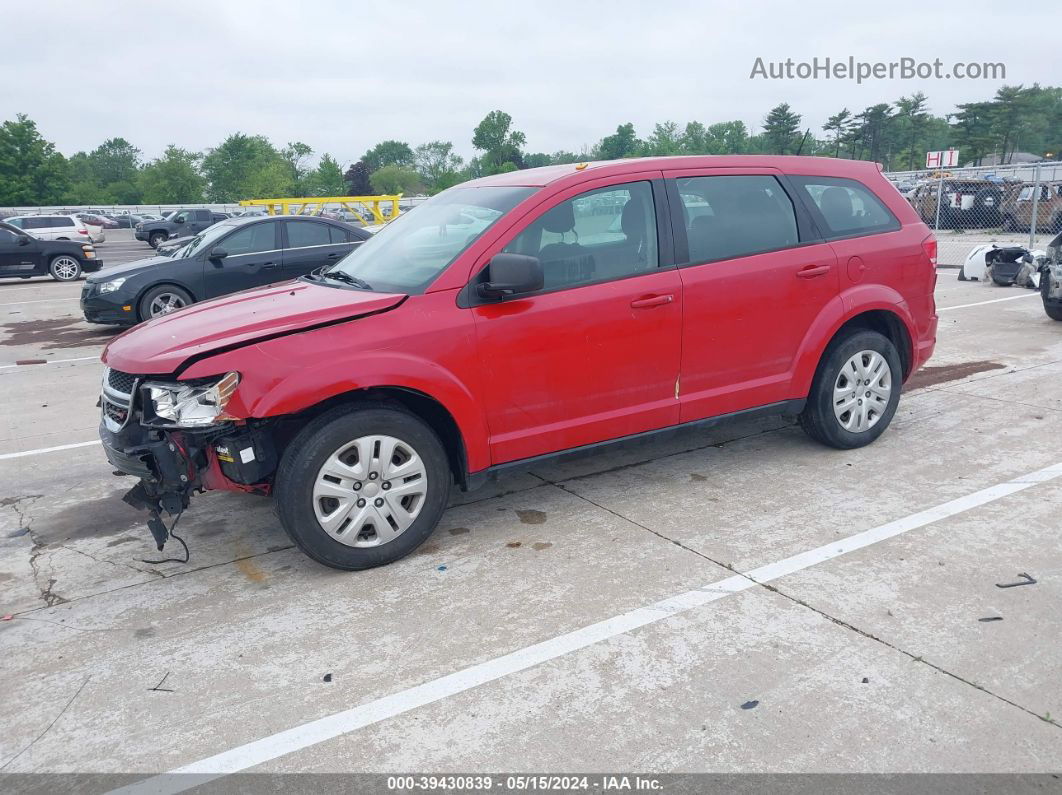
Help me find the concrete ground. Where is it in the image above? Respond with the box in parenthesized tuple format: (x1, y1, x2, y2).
(1, 230, 1060, 787)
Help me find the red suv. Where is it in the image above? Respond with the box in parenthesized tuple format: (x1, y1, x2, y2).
(99, 157, 938, 570)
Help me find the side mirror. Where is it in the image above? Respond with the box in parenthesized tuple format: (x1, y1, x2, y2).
(209, 247, 229, 260)
(17, 234, 31, 246)
(1022, 253, 1034, 264)
(476, 253, 543, 300)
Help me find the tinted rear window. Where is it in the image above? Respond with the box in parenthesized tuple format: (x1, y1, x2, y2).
(791, 176, 900, 238)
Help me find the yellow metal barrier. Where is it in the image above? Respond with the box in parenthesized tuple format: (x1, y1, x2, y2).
(239, 195, 403, 225)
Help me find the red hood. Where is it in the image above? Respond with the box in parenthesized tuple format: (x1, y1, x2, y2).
(103, 280, 406, 374)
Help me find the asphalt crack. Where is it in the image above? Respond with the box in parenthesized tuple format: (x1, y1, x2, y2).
(554, 481, 1060, 732)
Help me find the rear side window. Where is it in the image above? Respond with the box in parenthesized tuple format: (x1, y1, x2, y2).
(221, 222, 277, 255)
(329, 226, 351, 244)
(286, 220, 332, 248)
(50, 217, 75, 228)
(792, 176, 900, 238)
(22, 218, 45, 229)
(675, 175, 799, 263)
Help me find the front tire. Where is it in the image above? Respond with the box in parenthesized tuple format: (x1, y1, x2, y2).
(138, 284, 193, 320)
(149, 231, 168, 249)
(274, 404, 452, 570)
(800, 330, 902, 450)
(1042, 274, 1062, 321)
(49, 255, 81, 281)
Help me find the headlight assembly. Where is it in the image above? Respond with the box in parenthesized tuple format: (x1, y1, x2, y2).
(98, 277, 126, 294)
(143, 372, 240, 427)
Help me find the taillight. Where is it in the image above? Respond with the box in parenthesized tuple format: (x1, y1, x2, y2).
(922, 235, 937, 267)
(78, 228, 88, 234)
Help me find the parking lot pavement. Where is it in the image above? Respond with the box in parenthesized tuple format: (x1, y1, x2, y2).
(1, 271, 1060, 780)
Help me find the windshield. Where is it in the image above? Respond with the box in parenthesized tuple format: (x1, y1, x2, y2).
(175, 221, 239, 259)
(325, 186, 536, 293)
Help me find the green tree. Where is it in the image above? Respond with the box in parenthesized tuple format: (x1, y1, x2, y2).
(596, 122, 640, 160)
(414, 140, 464, 192)
(0, 114, 69, 205)
(281, 141, 314, 194)
(363, 140, 415, 173)
(201, 133, 287, 202)
(951, 101, 996, 165)
(344, 160, 373, 195)
(304, 153, 346, 196)
(472, 110, 526, 173)
(823, 109, 854, 158)
(137, 145, 204, 203)
(369, 164, 421, 194)
(762, 103, 802, 154)
(706, 121, 749, 154)
(894, 93, 929, 169)
(641, 122, 682, 156)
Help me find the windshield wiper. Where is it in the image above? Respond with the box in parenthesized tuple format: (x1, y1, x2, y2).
(321, 270, 373, 290)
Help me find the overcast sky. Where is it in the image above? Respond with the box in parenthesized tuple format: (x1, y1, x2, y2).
(5, 0, 1058, 167)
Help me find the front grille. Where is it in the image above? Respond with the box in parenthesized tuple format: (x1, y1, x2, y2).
(104, 402, 128, 424)
(107, 368, 136, 394)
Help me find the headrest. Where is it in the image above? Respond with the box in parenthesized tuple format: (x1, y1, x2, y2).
(541, 202, 575, 234)
(620, 199, 644, 238)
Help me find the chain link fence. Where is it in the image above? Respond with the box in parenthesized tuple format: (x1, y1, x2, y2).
(884, 162, 1062, 269)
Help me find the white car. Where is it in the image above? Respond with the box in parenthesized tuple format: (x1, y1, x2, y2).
(5, 214, 104, 243)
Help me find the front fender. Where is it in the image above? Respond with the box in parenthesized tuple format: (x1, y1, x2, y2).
(181, 344, 491, 473)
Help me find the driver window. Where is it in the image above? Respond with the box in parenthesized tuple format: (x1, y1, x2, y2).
(221, 222, 277, 256)
(503, 182, 658, 290)
(0, 228, 18, 243)
(174, 212, 189, 223)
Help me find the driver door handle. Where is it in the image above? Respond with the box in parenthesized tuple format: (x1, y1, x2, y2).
(262, 262, 278, 270)
(326, 252, 343, 259)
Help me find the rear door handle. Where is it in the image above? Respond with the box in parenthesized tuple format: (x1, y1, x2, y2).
(326, 252, 343, 259)
(796, 265, 831, 279)
(262, 262, 278, 270)
(630, 294, 674, 309)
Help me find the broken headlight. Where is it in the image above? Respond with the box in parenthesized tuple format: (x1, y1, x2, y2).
(142, 372, 240, 427)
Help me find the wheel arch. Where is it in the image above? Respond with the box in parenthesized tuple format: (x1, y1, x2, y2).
(281, 386, 472, 491)
(791, 296, 917, 398)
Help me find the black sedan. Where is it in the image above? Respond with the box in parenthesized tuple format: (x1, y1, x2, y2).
(81, 214, 370, 325)
(0, 221, 103, 281)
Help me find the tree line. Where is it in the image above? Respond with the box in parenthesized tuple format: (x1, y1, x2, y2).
(1, 84, 1058, 207)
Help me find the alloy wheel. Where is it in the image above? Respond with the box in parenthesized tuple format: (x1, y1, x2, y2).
(51, 256, 80, 280)
(148, 292, 188, 317)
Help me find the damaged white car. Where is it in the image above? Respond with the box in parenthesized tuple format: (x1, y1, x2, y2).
(958, 243, 1046, 288)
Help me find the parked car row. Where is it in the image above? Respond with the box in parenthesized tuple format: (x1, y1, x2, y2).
(902, 176, 1062, 232)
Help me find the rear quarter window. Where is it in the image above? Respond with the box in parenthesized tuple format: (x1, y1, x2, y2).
(791, 176, 900, 238)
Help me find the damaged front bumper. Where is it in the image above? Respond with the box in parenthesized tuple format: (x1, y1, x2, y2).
(99, 368, 276, 551)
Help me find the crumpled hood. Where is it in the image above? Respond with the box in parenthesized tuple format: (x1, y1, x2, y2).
(86, 255, 173, 280)
(102, 280, 406, 374)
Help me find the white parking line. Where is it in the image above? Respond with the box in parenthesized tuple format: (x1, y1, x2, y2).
(0, 297, 80, 307)
(0, 440, 101, 461)
(0, 355, 100, 370)
(938, 293, 1039, 312)
(110, 459, 1062, 794)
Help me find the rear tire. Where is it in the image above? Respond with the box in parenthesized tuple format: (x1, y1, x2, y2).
(800, 330, 902, 450)
(274, 404, 452, 571)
